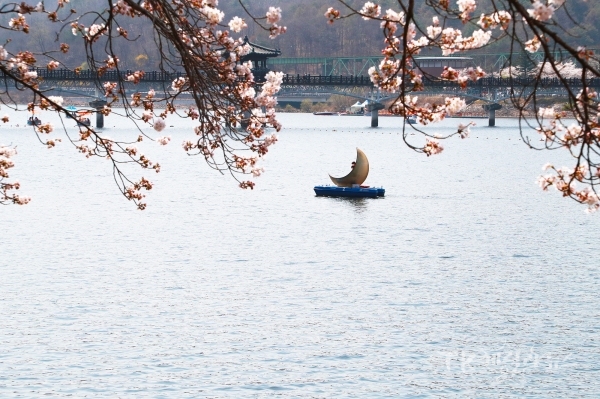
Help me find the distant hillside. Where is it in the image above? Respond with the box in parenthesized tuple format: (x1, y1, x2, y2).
(2, 0, 598, 70)
(262, 0, 600, 58)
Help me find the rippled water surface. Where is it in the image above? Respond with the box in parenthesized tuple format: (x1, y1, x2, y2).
(1, 111, 599, 398)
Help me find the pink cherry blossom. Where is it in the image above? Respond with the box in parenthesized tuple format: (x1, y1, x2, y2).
(153, 118, 166, 132)
(528, 1, 555, 21)
(360, 2, 381, 20)
(266, 7, 282, 24)
(156, 136, 171, 145)
(423, 139, 443, 156)
(457, 0, 476, 21)
(228, 17, 247, 33)
(324, 7, 340, 24)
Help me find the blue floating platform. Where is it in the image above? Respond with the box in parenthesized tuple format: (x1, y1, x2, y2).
(314, 185, 385, 198)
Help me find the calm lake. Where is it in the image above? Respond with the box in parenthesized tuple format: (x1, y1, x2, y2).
(1, 110, 599, 398)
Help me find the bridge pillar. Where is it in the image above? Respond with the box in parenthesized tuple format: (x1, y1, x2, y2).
(366, 102, 385, 128)
(240, 110, 251, 130)
(371, 110, 378, 127)
(482, 103, 502, 127)
(89, 100, 107, 128)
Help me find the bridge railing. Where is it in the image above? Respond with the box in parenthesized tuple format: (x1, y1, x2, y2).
(424, 76, 600, 89)
(0, 68, 186, 82)
(280, 74, 600, 89)
(1, 69, 374, 86)
(2, 68, 600, 90)
(281, 74, 373, 86)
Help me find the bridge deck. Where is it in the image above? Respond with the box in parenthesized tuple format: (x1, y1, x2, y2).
(2, 69, 599, 89)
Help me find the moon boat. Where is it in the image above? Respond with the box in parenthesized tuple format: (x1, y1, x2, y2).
(314, 148, 385, 198)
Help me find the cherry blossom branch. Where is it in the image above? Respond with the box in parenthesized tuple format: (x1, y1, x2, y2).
(1, 0, 287, 208)
(327, 0, 600, 211)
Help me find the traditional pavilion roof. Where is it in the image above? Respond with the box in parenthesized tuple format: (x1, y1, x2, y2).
(240, 36, 281, 61)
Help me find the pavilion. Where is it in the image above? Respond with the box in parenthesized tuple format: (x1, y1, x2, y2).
(239, 36, 281, 82)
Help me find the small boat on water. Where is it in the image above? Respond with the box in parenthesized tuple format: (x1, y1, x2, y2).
(76, 117, 91, 127)
(65, 105, 78, 119)
(313, 111, 338, 116)
(75, 109, 92, 126)
(314, 148, 385, 199)
(407, 116, 417, 124)
(27, 117, 41, 126)
(314, 185, 385, 198)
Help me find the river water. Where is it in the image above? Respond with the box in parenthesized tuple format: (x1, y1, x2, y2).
(1, 110, 599, 398)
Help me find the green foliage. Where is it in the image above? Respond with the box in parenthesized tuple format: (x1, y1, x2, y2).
(300, 99, 314, 112)
(135, 54, 149, 68)
(328, 94, 356, 111)
(281, 104, 299, 113)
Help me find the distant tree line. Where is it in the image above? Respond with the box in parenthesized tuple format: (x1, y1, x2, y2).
(3, 0, 597, 72)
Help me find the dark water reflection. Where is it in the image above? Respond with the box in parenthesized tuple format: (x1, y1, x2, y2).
(320, 196, 374, 213)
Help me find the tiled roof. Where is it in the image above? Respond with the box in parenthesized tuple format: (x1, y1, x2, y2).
(242, 36, 281, 57)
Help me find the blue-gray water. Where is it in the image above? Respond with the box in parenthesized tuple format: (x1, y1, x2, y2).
(1, 111, 599, 398)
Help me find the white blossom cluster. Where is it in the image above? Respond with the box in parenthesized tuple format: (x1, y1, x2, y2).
(0, 144, 30, 205)
(0, 0, 291, 207)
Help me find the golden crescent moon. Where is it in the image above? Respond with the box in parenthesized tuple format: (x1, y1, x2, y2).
(329, 148, 370, 187)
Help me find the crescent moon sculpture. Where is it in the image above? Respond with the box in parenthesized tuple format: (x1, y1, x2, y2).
(329, 148, 370, 187)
